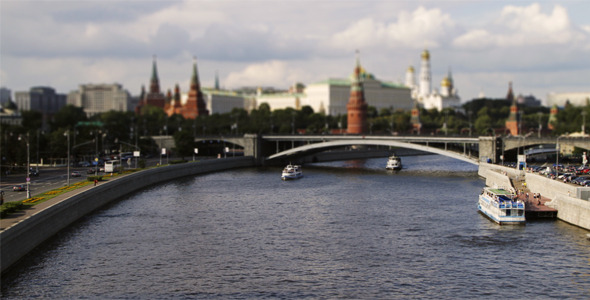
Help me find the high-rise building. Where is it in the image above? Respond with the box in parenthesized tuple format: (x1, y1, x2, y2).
(14, 86, 66, 113)
(67, 83, 131, 116)
(0, 87, 12, 107)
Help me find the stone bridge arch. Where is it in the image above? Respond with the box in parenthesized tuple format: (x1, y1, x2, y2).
(266, 139, 479, 165)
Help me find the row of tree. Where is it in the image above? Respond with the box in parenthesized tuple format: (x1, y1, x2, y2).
(2, 98, 589, 167)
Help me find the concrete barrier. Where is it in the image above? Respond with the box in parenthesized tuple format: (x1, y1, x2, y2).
(478, 163, 516, 191)
(1, 157, 255, 274)
(546, 196, 590, 230)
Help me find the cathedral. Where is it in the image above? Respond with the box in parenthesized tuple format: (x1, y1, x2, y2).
(405, 49, 461, 111)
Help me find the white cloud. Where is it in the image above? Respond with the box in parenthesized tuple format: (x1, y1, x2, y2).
(225, 61, 306, 88)
(328, 6, 456, 51)
(454, 3, 589, 49)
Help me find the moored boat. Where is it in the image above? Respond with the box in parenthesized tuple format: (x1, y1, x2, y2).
(281, 164, 303, 180)
(385, 155, 402, 170)
(478, 187, 525, 225)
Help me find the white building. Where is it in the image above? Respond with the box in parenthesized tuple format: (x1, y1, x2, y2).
(176, 88, 250, 115)
(406, 49, 461, 111)
(547, 92, 590, 107)
(203, 88, 250, 114)
(256, 70, 413, 116)
(67, 83, 131, 116)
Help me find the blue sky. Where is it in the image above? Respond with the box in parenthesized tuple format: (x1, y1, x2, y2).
(1, 0, 589, 105)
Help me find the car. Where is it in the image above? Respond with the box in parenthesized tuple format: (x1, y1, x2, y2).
(71, 171, 82, 177)
(13, 184, 26, 192)
(29, 169, 39, 176)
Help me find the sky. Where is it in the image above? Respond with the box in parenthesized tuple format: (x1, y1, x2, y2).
(1, 0, 589, 105)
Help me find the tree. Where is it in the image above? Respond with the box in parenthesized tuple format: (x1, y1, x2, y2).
(50, 105, 87, 130)
(173, 129, 194, 159)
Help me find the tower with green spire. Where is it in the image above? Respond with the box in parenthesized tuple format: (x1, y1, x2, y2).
(505, 82, 519, 135)
(182, 57, 209, 119)
(346, 50, 368, 134)
(137, 55, 166, 113)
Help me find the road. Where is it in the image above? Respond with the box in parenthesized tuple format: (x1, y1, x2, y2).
(1, 167, 91, 203)
(0, 156, 198, 204)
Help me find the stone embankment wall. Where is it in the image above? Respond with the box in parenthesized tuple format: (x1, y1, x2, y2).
(478, 163, 518, 191)
(525, 172, 590, 230)
(1, 157, 255, 274)
(479, 162, 590, 230)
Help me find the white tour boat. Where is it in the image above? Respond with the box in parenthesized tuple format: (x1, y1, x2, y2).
(281, 164, 303, 180)
(478, 187, 525, 225)
(385, 155, 402, 170)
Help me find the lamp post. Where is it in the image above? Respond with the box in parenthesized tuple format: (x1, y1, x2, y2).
(18, 133, 31, 199)
(556, 135, 566, 171)
(36, 129, 40, 173)
(537, 112, 543, 138)
(582, 111, 587, 134)
(65, 130, 70, 186)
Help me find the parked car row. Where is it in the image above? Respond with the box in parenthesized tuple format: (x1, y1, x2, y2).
(527, 164, 590, 187)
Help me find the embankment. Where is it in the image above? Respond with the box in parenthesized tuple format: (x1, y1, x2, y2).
(1, 157, 255, 274)
(479, 163, 590, 230)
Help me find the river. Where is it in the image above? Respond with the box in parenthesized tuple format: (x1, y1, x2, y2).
(2, 155, 589, 298)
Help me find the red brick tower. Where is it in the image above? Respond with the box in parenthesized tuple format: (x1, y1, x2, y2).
(144, 56, 166, 109)
(165, 84, 183, 117)
(548, 104, 559, 130)
(410, 101, 422, 134)
(182, 57, 209, 119)
(505, 82, 519, 135)
(346, 51, 368, 134)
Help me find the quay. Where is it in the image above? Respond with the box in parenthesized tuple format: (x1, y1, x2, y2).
(479, 163, 590, 229)
(512, 177, 558, 219)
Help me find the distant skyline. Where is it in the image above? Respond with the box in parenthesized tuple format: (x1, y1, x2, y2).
(1, 0, 589, 105)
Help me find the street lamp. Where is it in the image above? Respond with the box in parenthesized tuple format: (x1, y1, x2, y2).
(556, 134, 567, 171)
(18, 133, 31, 199)
(582, 111, 587, 134)
(537, 112, 543, 138)
(65, 130, 70, 186)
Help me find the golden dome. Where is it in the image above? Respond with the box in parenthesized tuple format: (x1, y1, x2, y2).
(441, 76, 451, 87)
(421, 49, 430, 60)
(407, 66, 415, 72)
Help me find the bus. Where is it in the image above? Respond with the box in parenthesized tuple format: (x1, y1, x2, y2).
(104, 160, 120, 173)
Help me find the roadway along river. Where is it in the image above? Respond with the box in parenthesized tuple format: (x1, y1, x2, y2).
(2, 155, 589, 298)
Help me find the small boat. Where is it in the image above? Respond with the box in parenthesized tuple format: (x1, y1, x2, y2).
(478, 187, 525, 225)
(385, 155, 402, 170)
(281, 164, 303, 180)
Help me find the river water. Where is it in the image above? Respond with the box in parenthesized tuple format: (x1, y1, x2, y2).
(2, 155, 589, 299)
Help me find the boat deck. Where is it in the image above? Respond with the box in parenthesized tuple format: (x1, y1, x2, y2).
(512, 178, 558, 219)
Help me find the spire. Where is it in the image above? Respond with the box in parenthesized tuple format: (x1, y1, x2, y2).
(351, 50, 362, 92)
(151, 55, 159, 82)
(149, 55, 161, 94)
(506, 81, 514, 103)
(191, 56, 200, 89)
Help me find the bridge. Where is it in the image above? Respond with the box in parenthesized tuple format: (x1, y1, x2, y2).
(152, 134, 589, 166)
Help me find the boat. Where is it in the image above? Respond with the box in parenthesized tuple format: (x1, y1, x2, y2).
(478, 187, 525, 225)
(281, 164, 303, 180)
(385, 155, 402, 170)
